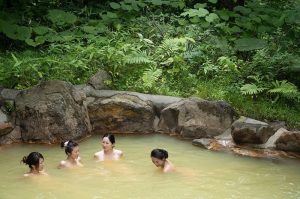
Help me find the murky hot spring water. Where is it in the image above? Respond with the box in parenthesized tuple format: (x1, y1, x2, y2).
(0, 134, 299, 199)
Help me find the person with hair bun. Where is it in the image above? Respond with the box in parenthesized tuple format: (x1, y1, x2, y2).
(21, 152, 47, 176)
(150, 149, 174, 173)
(58, 140, 83, 169)
(94, 133, 123, 161)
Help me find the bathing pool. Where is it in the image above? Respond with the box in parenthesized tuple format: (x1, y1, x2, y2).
(0, 134, 299, 199)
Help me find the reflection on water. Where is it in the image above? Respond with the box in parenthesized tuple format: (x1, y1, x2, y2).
(0, 134, 299, 199)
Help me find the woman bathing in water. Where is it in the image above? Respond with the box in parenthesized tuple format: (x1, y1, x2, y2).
(58, 140, 83, 168)
(94, 133, 123, 161)
(151, 148, 174, 173)
(21, 152, 47, 176)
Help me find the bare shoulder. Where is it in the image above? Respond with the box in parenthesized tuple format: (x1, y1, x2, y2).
(114, 149, 123, 156)
(163, 160, 174, 173)
(58, 160, 67, 169)
(94, 151, 104, 160)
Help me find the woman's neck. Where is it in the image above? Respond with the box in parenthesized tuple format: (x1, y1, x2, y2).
(104, 149, 113, 155)
(30, 168, 40, 174)
(67, 156, 77, 164)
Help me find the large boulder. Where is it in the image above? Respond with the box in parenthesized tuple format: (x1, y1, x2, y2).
(158, 97, 235, 139)
(88, 93, 155, 134)
(15, 80, 91, 144)
(275, 131, 300, 152)
(231, 117, 279, 144)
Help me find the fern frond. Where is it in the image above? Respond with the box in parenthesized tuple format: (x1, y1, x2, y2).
(123, 51, 154, 65)
(142, 66, 162, 88)
(159, 37, 195, 53)
(240, 84, 266, 95)
(268, 80, 298, 94)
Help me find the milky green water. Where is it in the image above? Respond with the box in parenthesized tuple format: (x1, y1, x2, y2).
(0, 134, 299, 199)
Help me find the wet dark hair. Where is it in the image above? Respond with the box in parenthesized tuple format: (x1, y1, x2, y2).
(151, 149, 168, 160)
(102, 133, 115, 145)
(61, 140, 79, 155)
(21, 152, 44, 169)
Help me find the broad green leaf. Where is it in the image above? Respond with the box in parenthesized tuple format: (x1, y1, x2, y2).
(229, 26, 242, 33)
(208, 0, 217, 4)
(194, 3, 206, 9)
(82, 26, 101, 34)
(285, 10, 300, 24)
(48, 9, 77, 25)
(44, 33, 63, 42)
(234, 6, 251, 15)
(106, 12, 118, 19)
(289, 58, 300, 72)
(181, 8, 209, 18)
(189, 17, 201, 23)
(178, 19, 188, 25)
(257, 25, 272, 33)
(200, 21, 210, 28)
(121, 3, 132, 11)
(205, 13, 219, 23)
(234, 38, 267, 51)
(272, 15, 285, 27)
(217, 10, 229, 21)
(25, 36, 45, 47)
(33, 26, 49, 35)
(249, 14, 261, 23)
(150, 0, 163, 6)
(110, 2, 120, 9)
(2, 24, 31, 40)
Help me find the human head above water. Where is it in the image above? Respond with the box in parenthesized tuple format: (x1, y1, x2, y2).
(102, 133, 115, 145)
(21, 152, 44, 170)
(61, 140, 79, 155)
(151, 149, 168, 160)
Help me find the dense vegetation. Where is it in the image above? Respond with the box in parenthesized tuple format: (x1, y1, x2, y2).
(0, 0, 300, 128)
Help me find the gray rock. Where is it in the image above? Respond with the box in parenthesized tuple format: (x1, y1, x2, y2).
(0, 110, 8, 123)
(158, 97, 235, 139)
(275, 131, 300, 152)
(88, 93, 155, 134)
(231, 116, 275, 144)
(0, 122, 13, 137)
(262, 128, 288, 149)
(192, 138, 214, 149)
(15, 80, 91, 144)
(0, 88, 20, 100)
(0, 126, 21, 144)
(88, 70, 111, 90)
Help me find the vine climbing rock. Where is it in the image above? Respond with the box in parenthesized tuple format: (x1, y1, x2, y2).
(15, 80, 92, 144)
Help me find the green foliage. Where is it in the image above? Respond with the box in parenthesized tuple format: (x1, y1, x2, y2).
(47, 9, 77, 26)
(0, 21, 31, 41)
(234, 38, 268, 51)
(268, 80, 300, 101)
(0, 0, 299, 128)
(240, 84, 266, 95)
(123, 51, 154, 65)
(142, 66, 162, 91)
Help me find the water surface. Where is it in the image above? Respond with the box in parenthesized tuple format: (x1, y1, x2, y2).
(0, 134, 299, 199)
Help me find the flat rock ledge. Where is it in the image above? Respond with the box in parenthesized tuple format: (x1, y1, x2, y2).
(1, 81, 300, 161)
